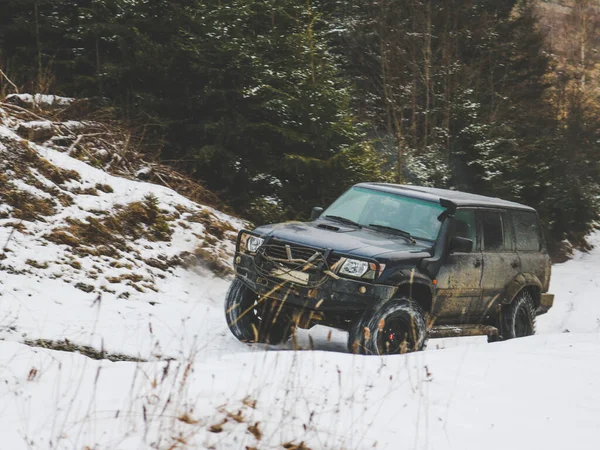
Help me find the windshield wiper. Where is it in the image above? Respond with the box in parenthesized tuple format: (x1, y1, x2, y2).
(368, 224, 417, 244)
(324, 215, 362, 228)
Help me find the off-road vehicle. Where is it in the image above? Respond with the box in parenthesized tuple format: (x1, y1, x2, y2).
(224, 183, 554, 355)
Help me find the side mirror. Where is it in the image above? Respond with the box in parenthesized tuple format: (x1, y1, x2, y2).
(449, 236, 473, 254)
(311, 207, 324, 221)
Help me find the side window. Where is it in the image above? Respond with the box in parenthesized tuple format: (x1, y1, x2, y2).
(502, 212, 514, 251)
(481, 211, 504, 251)
(513, 211, 541, 251)
(451, 209, 477, 245)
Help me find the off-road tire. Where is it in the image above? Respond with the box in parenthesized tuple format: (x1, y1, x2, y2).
(224, 278, 293, 345)
(347, 297, 427, 355)
(500, 290, 537, 340)
(347, 317, 368, 355)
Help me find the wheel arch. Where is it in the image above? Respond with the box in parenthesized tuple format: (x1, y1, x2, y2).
(394, 281, 434, 313)
(504, 273, 543, 308)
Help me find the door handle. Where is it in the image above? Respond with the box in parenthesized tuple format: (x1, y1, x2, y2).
(474, 259, 482, 268)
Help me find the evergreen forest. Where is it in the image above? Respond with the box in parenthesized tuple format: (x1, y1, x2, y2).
(1, 0, 599, 257)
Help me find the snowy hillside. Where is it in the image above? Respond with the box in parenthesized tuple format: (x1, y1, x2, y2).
(0, 95, 245, 362)
(1, 95, 600, 449)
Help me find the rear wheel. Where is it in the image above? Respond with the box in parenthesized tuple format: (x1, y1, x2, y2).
(347, 298, 427, 355)
(500, 290, 536, 340)
(224, 278, 293, 344)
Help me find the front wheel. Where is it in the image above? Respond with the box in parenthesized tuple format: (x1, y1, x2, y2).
(348, 298, 427, 355)
(224, 278, 293, 345)
(500, 290, 536, 340)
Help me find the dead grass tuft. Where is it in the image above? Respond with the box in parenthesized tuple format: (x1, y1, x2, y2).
(70, 186, 99, 196)
(0, 187, 56, 221)
(24, 338, 145, 362)
(114, 194, 173, 242)
(247, 422, 262, 441)
(144, 255, 181, 271)
(74, 282, 95, 293)
(177, 413, 199, 425)
(66, 259, 82, 270)
(2, 221, 27, 233)
(209, 418, 227, 433)
(46, 230, 81, 247)
(188, 209, 235, 240)
(242, 397, 257, 409)
(46, 194, 174, 259)
(25, 259, 49, 269)
(106, 273, 144, 284)
(22, 147, 81, 185)
(282, 442, 312, 450)
(182, 248, 233, 277)
(95, 183, 114, 193)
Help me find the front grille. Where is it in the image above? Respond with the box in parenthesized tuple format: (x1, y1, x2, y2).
(263, 243, 341, 271)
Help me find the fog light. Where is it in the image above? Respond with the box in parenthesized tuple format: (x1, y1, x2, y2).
(358, 286, 367, 294)
(235, 256, 241, 264)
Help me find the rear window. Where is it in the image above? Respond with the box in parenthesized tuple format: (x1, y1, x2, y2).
(512, 211, 541, 251)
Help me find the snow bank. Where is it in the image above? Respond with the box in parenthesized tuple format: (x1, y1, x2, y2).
(538, 230, 600, 334)
(2, 332, 600, 449)
(5, 93, 76, 108)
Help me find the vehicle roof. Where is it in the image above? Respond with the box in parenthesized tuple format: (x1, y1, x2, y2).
(355, 183, 536, 212)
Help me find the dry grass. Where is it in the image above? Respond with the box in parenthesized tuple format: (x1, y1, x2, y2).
(25, 259, 49, 269)
(23, 147, 81, 184)
(24, 338, 145, 362)
(183, 247, 233, 277)
(188, 209, 235, 240)
(106, 273, 144, 284)
(74, 282, 95, 293)
(46, 194, 174, 258)
(70, 186, 99, 196)
(3, 93, 230, 215)
(95, 182, 113, 193)
(0, 187, 56, 221)
(0, 136, 81, 221)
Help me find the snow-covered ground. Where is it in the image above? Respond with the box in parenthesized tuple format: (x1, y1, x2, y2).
(1, 99, 600, 449)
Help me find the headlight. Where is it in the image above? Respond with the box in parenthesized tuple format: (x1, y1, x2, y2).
(239, 232, 264, 254)
(247, 236, 264, 253)
(339, 259, 370, 278)
(337, 259, 384, 279)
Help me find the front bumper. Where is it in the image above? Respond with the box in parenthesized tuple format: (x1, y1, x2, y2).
(536, 293, 554, 316)
(234, 253, 396, 312)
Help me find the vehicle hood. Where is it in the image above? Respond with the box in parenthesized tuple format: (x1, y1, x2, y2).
(254, 221, 432, 259)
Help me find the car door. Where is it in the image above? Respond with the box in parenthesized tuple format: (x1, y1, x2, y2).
(479, 209, 521, 320)
(512, 210, 551, 290)
(433, 209, 483, 325)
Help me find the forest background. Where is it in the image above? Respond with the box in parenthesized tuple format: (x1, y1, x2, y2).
(1, 0, 598, 258)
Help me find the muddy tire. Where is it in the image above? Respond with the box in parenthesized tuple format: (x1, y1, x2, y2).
(224, 278, 293, 345)
(347, 317, 368, 355)
(500, 290, 536, 340)
(347, 297, 427, 355)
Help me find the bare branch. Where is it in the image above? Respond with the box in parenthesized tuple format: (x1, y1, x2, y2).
(0, 68, 19, 94)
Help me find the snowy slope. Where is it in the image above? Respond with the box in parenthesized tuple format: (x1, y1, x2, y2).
(0, 98, 246, 361)
(538, 231, 600, 335)
(1, 96, 600, 449)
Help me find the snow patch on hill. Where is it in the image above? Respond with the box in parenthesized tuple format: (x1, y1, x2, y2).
(0, 100, 243, 360)
(6, 93, 76, 108)
(538, 230, 600, 334)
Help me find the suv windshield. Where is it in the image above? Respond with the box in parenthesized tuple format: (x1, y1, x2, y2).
(323, 186, 444, 241)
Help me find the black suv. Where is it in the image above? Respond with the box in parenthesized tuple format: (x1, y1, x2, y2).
(225, 183, 554, 355)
